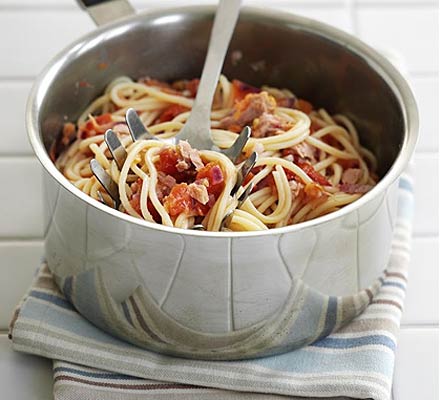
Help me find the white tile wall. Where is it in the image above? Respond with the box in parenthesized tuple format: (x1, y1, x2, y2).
(0, 11, 93, 77)
(0, 241, 43, 327)
(393, 328, 439, 400)
(0, 81, 33, 155)
(0, 158, 43, 238)
(356, 6, 439, 74)
(402, 237, 439, 326)
(412, 154, 439, 236)
(0, 0, 437, 399)
(410, 76, 439, 152)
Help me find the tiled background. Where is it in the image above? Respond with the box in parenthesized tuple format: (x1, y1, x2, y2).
(0, 0, 438, 399)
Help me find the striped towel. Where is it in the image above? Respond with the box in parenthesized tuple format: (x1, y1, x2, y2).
(9, 173, 414, 400)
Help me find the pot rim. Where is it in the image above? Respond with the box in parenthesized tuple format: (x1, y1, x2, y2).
(26, 4, 419, 238)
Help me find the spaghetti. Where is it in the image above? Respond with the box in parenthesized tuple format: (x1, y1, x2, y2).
(54, 75, 378, 232)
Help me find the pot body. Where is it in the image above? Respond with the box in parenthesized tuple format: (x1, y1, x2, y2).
(43, 169, 398, 358)
(29, 6, 417, 359)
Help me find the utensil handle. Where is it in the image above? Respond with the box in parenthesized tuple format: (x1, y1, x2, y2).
(76, 0, 135, 26)
(189, 0, 242, 127)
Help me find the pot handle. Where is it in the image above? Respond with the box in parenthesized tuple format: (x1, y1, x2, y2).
(76, 0, 135, 26)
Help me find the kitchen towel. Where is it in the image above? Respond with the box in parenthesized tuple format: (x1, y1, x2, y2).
(9, 172, 414, 400)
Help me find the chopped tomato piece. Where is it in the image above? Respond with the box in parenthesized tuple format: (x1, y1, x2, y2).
(95, 113, 113, 125)
(322, 134, 340, 148)
(310, 121, 322, 133)
(242, 171, 254, 186)
(155, 147, 197, 183)
(164, 184, 192, 216)
(232, 79, 261, 102)
(164, 183, 210, 217)
(253, 168, 296, 193)
(281, 148, 296, 158)
(80, 113, 113, 138)
(158, 104, 189, 123)
(156, 147, 180, 175)
(304, 182, 326, 201)
(295, 99, 313, 114)
(338, 158, 359, 169)
(283, 168, 297, 181)
(196, 163, 225, 197)
(255, 173, 276, 193)
(141, 78, 171, 89)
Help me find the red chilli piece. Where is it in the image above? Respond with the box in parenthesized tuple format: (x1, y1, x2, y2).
(296, 160, 330, 186)
(129, 179, 161, 222)
(295, 99, 313, 114)
(232, 79, 261, 102)
(185, 79, 200, 98)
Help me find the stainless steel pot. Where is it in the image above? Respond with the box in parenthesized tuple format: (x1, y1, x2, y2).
(26, 1, 418, 360)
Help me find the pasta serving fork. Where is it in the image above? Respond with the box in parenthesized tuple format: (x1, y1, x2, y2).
(90, 116, 257, 229)
(89, 0, 258, 228)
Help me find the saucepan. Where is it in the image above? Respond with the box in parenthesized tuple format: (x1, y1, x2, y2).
(26, 0, 418, 359)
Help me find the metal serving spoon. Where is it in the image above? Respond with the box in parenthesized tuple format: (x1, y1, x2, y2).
(90, 0, 254, 213)
(126, 0, 244, 155)
(173, 0, 242, 151)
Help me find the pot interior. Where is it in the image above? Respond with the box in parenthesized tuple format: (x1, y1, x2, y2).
(38, 7, 405, 178)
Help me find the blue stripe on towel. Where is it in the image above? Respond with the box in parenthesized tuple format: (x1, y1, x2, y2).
(397, 189, 414, 220)
(63, 277, 73, 304)
(311, 335, 396, 351)
(20, 299, 133, 348)
(250, 347, 394, 376)
(321, 296, 338, 337)
(383, 281, 406, 290)
(54, 366, 143, 380)
(398, 178, 413, 192)
(29, 290, 74, 311)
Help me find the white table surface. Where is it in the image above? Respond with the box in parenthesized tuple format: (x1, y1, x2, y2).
(0, 0, 438, 399)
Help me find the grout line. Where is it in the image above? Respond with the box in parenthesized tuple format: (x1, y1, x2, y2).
(0, 155, 37, 161)
(0, 76, 35, 82)
(0, 73, 435, 85)
(0, 239, 44, 245)
(0, 236, 44, 242)
(411, 234, 439, 241)
(0, 2, 346, 12)
(345, 0, 358, 35)
(412, 230, 440, 238)
(0, 5, 77, 12)
(355, 1, 438, 8)
(0, 0, 436, 11)
(409, 71, 439, 79)
(248, 2, 346, 8)
(0, 152, 435, 159)
(0, 234, 436, 243)
(413, 152, 440, 159)
(400, 323, 439, 329)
